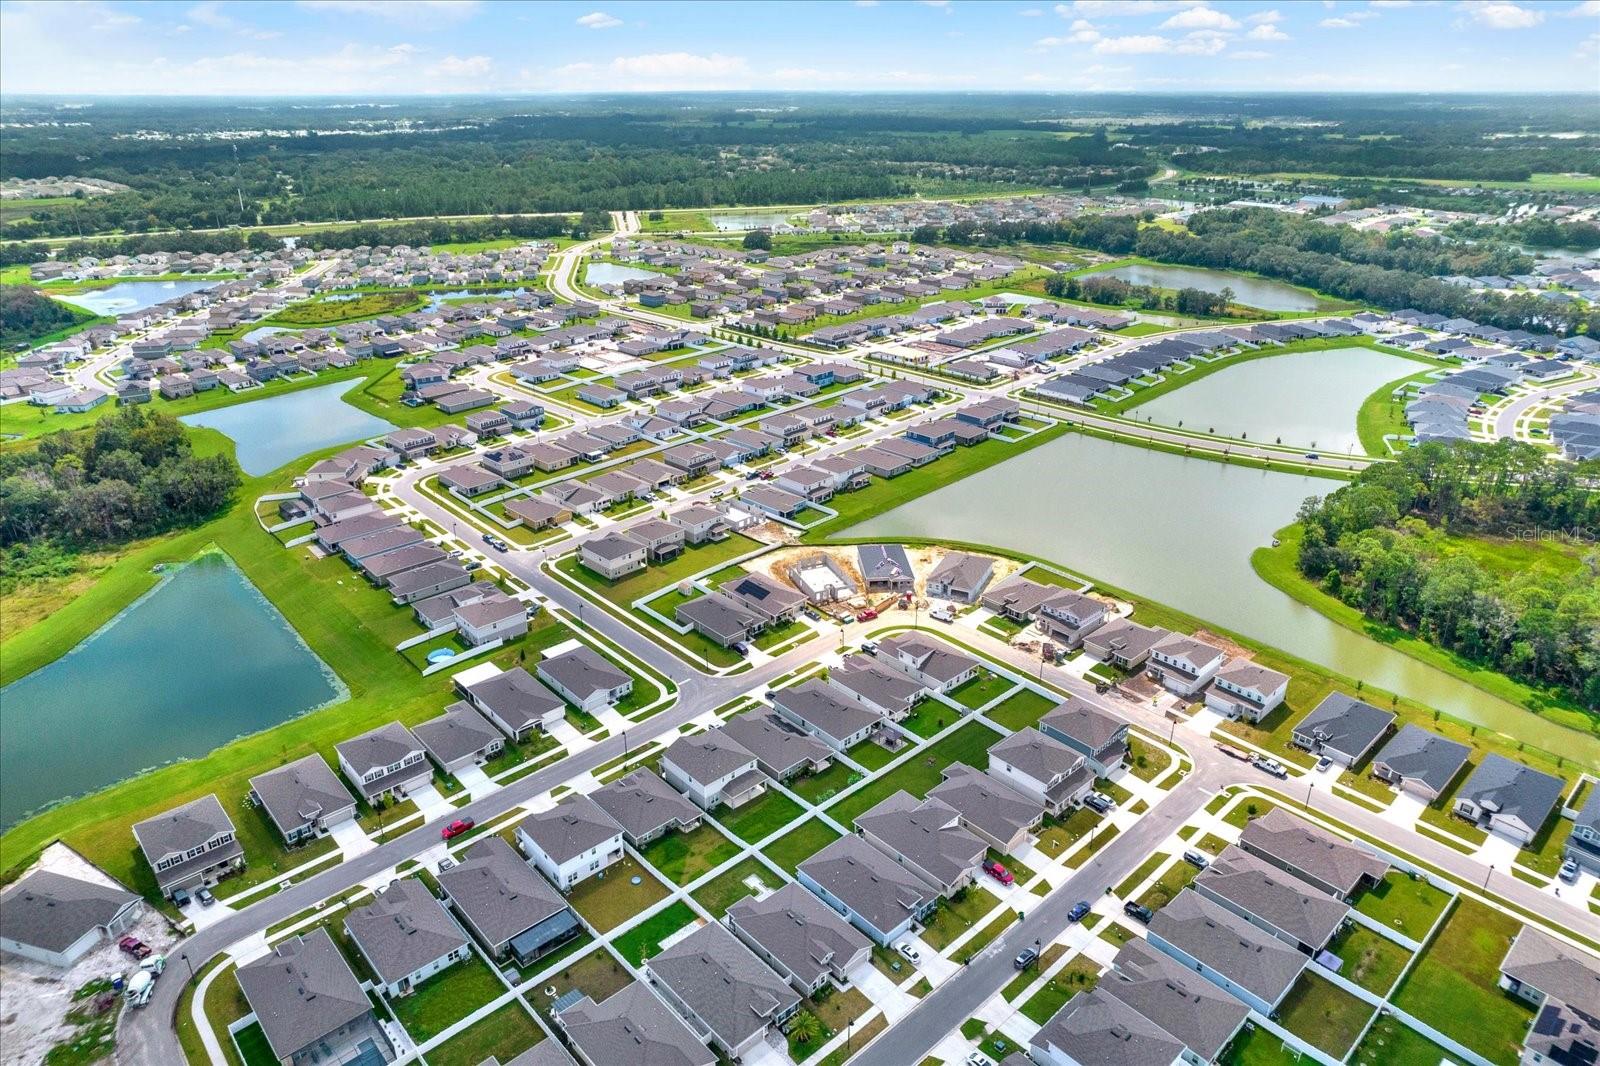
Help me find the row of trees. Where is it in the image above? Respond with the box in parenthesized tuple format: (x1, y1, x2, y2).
(1295, 441, 1600, 707)
(0, 287, 93, 349)
(0, 409, 240, 549)
(1042, 273, 1230, 316)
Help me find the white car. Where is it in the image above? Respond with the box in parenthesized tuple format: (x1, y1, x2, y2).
(897, 942, 922, 964)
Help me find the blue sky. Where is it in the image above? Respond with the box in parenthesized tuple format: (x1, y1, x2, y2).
(2, 0, 1597, 96)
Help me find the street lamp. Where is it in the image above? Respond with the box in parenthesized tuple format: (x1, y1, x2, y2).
(1484, 863, 1494, 889)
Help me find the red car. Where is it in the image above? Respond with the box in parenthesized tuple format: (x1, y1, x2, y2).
(982, 859, 1014, 886)
(856, 609, 878, 622)
(440, 818, 475, 840)
(118, 936, 152, 959)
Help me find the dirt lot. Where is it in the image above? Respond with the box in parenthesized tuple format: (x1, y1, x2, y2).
(745, 544, 1026, 609)
(0, 844, 177, 1066)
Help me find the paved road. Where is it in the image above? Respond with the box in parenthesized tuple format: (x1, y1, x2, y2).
(1486, 366, 1599, 442)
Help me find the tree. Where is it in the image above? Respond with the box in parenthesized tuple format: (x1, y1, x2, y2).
(788, 1011, 824, 1047)
(742, 230, 772, 251)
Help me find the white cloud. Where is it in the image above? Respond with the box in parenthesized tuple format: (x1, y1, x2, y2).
(1566, 0, 1600, 14)
(1161, 5, 1238, 30)
(575, 10, 622, 28)
(1093, 33, 1173, 52)
(1056, 0, 1198, 16)
(187, 2, 280, 39)
(1175, 30, 1230, 52)
(1246, 9, 1283, 22)
(296, 1, 479, 20)
(1577, 29, 1600, 53)
(1319, 13, 1374, 27)
(426, 53, 492, 77)
(546, 51, 754, 91)
(1457, 1, 1544, 28)
(1247, 22, 1289, 39)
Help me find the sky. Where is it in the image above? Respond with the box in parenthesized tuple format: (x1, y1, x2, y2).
(1, 0, 1597, 96)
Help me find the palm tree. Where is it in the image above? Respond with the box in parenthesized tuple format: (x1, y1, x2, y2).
(789, 1011, 825, 1047)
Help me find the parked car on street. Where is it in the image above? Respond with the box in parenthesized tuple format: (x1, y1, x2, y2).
(441, 818, 475, 840)
(1067, 900, 1091, 923)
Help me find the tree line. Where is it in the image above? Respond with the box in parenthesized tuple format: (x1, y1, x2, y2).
(1294, 441, 1600, 708)
(1043, 272, 1231, 316)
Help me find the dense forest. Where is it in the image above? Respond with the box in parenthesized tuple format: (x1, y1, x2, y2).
(1294, 441, 1600, 708)
(0, 408, 240, 552)
(0, 286, 94, 349)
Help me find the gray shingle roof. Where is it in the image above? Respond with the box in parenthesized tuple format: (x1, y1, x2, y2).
(335, 721, 424, 778)
(855, 792, 986, 889)
(592, 768, 702, 844)
(1458, 754, 1566, 829)
(720, 711, 833, 779)
(1148, 890, 1309, 1006)
(772, 679, 882, 744)
(662, 729, 758, 786)
(647, 922, 800, 1052)
(799, 834, 937, 937)
(538, 646, 630, 702)
(1237, 808, 1388, 897)
(236, 929, 371, 1062)
(1196, 846, 1350, 949)
(1372, 724, 1471, 795)
(726, 882, 871, 989)
(559, 981, 714, 1066)
(344, 878, 468, 986)
(132, 793, 236, 865)
(1293, 693, 1396, 760)
(1031, 988, 1187, 1066)
(248, 755, 353, 838)
(438, 837, 569, 949)
(828, 658, 924, 714)
(927, 764, 1045, 843)
(988, 728, 1085, 785)
(518, 794, 622, 864)
(1039, 696, 1126, 751)
(1103, 939, 1249, 1062)
(414, 703, 502, 766)
(0, 871, 140, 954)
(1500, 926, 1600, 1006)
(466, 667, 565, 734)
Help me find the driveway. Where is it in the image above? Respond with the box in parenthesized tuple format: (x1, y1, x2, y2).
(454, 764, 498, 798)
(329, 818, 375, 860)
(407, 783, 455, 821)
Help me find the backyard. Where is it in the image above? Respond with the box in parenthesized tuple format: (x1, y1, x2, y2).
(388, 955, 506, 1044)
(1353, 870, 1452, 943)
(637, 823, 741, 886)
(1275, 972, 1376, 1059)
(1325, 923, 1412, 997)
(762, 818, 844, 874)
(612, 901, 701, 964)
(565, 855, 671, 932)
(717, 790, 807, 844)
(827, 720, 1001, 824)
(691, 855, 783, 916)
(423, 1005, 545, 1066)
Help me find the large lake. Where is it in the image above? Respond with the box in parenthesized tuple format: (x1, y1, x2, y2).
(54, 279, 219, 315)
(0, 554, 343, 829)
(181, 379, 396, 476)
(850, 433, 1599, 765)
(1123, 347, 1431, 454)
(709, 212, 794, 232)
(1097, 264, 1320, 312)
(585, 262, 665, 286)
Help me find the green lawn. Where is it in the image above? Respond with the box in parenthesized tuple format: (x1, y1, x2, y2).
(1219, 1024, 1305, 1066)
(1135, 859, 1199, 911)
(1018, 956, 1101, 1025)
(1002, 944, 1065, 1001)
(1275, 972, 1376, 1060)
(637, 824, 741, 886)
(789, 760, 865, 805)
(1353, 870, 1452, 942)
(690, 856, 782, 916)
(827, 720, 1000, 825)
(762, 818, 843, 874)
(921, 886, 1003, 950)
(1114, 853, 1169, 899)
(1350, 1014, 1469, 1066)
(526, 948, 633, 1031)
(897, 704, 958, 739)
(788, 986, 872, 1062)
(1034, 808, 1103, 859)
(613, 901, 700, 964)
(230, 1023, 278, 1066)
(423, 1006, 545, 1066)
(565, 856, 671, 933)
(1124, 737, 1172, 782)
(717, 790, 806, 844)
(389, 954, 505, 1043)
(985, 688, 1058, 731)
(846, 737, 898, 771)
(1325, 923, 1412, 997)
(948, 669, 1017, 710)
(1393, 899, 1536, 1066)
(953, 908, 1019, 963)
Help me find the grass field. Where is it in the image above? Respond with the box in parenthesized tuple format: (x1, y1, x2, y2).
(1353, 870, 1452, 942)
(637, 824, 741, 886)
(1276, 972, 1376, 1059)
(566, 855, 671, 932)
(1325, 923, 1412, 996)
(762, 818, 843, 874)
(424, 1006, 544, 1066)
(389, 955, 505, 1043)
(612, 901, 699, 964)
(718, 790, 806, 844)
(1018, 956, 1100, 1025)
(826, 720, 1001, 825)
(690, 856, 782, 916)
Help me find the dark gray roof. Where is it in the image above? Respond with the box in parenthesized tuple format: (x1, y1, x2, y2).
(878, 633, 978, 684)
(344, 879, 468, 986)
(1148, 890, 1309, 1005)
(414, 703, 502, 766)
(856, 544, 913, 584)
(1104, 939, 1249, 1062)
(518, 794, 623, 864)
(1458, 754, 1566, 829)
(771, 679, 882, 743)
(0, 871, 140, 953)
(248, 755, 354, 837)
(1040, 696, 1126, 751)
(828, 658, 924, 714)
(559, 981, 714, 1066)
(927, 764, 1045, 844)
(1500, 926, 1600, 1006)
(485, 1043, 579, 1066)
(726, 882, 871, 989)
(466, 667, 565, 734)
(1372, 724, 1471, 795)
(1237, 808, 1388, 896)
(721, 711, 833, 778)
(1031, 988, 1187, 1066)
(646, 922, 800, 1052)
(799, 834, 937, 936)
(1197, 846, 1349, 948)
(988, 728, 1085, 784)
(662, 730, 758, 786)
(438, 837, 569, 948)
(132, 793, 236, 865)
(1294, 693, 1396, 759)
(236, 930, 370, 1062)
(855, 792, 986, 888)
(925, 551, 991, 593)
(677, 594, 762, 642)
(538, 645, 630, 701)
(592, 768, 702, 843)
(335, 722, 423, 777)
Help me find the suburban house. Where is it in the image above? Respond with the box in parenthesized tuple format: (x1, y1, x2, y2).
(1237, 809, 1387, 901)
(1500, 928, 1600, 1066)
(0, 871, 143, 969)
(1036, 590, 1108, 650)
(438, 837, 582, 965)
(986, 728, 1093, 817)
(579, 531, 647, 580)
(335, 722, 432, 805)
(132, 794, 245, 901)
(235, 930, 388, 1066)
(720, 710, 833, 783)
(876, 633, 979, 694)
(536, 645, 632, 712)
(1082, 617, 1170, 671)
(1193, 846, 1350, 955)
(1145, 889, 1309, 1016)
(248, 755, 357, 847)
(828, 656, 925, 719)
(413, 703, 505, 775)
(924, 551, 995, 604)
(1038, 697, 1129, 777)
(1145, 633, 1226, 698)
(557, 981, 714, 1066)
(1204, 661, 1290, 723)
(1290, 694, 1396, 768)
(591, 768, 703, 847)
(927, 764, 1045, 854)
(1451, 754, 1565, 846)
(453, 596, 529, 647)
(1030, 987, 1187, 1066)
(855, 792, 986, 896)
(461, 666, 566, 741)
(980, 575, 1058, 621)
(1370, 724, 1472, 801)
(720, 572, 806, 626)
(1564, 787, 1600, 876)
(516, 794, 625, 891)
(676, 594, 765, 649)
(643, 922, 801, 1060)
(660, 731, 766, 810)
(770, 679, 883, 751)
(344, 879, 471, 998)
(857, 544, 915, 593)
(725, 882, 872, 997)
(1094, 939, 1251, 1066)
(798, 833, 940, 946)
